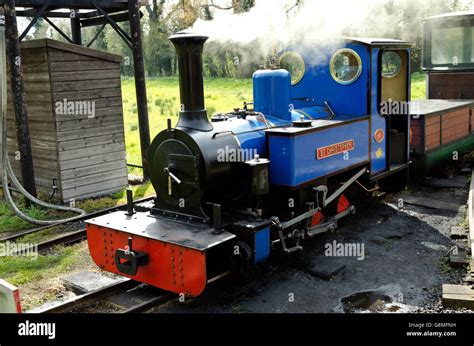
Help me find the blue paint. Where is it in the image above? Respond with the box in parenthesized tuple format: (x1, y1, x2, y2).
(267, 119, 369, 186)
(210, 39, 411, 185)
(254, 227, 270, 263)
(291, 107, 332, 121)
(253, 69, 292, 121)
(370, 48, 387, 174)
(289, 43, 370, 116)
(236, 130, 267, 159)
(211, 114, 289, 161)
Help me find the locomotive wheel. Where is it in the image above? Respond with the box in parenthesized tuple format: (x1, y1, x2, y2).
(230, 241, 252, 270)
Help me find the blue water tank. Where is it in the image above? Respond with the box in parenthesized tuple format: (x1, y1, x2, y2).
(253, 69, 292, 122)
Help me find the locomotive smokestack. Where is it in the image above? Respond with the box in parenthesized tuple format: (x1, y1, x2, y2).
(169, 31, 213, 132)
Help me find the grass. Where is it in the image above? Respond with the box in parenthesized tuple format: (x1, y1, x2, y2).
(0, 198, 49, 233)
(0, 181, 156, 235)
(0, 191, 77, 234)
(0, 244, 84, 286)
(411, 72, 426, 100)
(438, 256, 453, 275)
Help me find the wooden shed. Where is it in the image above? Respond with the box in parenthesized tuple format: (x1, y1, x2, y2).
(6, 38, 128, 203)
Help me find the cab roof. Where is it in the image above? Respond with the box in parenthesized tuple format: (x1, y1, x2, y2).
(341, 37, 413, 47)
(424, 11, 474, 21)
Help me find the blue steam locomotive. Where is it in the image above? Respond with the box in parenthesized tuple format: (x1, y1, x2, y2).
(85, 33, 412, 297)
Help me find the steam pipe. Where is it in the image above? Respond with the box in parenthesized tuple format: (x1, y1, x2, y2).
(169, 31, 213, 132)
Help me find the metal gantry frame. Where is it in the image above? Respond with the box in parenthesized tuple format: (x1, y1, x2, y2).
(0, 0, 151, 197)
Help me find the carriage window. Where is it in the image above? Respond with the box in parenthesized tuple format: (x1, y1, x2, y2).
(279, 51, 305, 85)
(330, 49, 362, 85)
(382, 51, 402, 78)
(431, 26, 471, 65)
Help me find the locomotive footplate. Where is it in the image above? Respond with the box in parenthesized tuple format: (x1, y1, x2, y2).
(85, 211, 235, 297)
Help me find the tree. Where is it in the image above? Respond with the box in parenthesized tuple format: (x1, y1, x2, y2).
(208, 0, 255, 13)
(104, 24, 134, 75)
(231, 0, 255, 13)
(31, 18, 49, 39)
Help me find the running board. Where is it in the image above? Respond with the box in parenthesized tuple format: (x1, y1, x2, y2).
(369, 162, 410, 183)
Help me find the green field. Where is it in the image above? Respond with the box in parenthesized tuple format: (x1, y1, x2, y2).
(411, 72, 427, 100)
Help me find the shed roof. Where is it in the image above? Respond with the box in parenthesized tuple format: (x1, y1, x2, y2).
(20, 38, 122, 63)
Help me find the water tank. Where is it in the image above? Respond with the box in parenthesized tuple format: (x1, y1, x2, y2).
(253, 69, 292, 122)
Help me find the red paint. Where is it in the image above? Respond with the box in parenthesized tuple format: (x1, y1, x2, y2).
(316, 140, 354, 160)
(13, 289, 21, 313)
(311, 211, 324, 226)
(87, 224, 208, 297)
(337, 194, 350, 213)
(374, 129, 385, 143)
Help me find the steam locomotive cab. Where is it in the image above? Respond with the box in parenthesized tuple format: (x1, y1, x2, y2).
(85, 33, 412, 297)
(275, 39, 411, 185)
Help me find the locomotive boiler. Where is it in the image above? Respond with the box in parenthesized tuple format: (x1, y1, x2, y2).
(85, 32, 412, 297)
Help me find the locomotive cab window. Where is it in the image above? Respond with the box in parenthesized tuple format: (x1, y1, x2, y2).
(279, 51, 305, 85)
(330, 49, 362, 85)
(381, 51, 403, 78)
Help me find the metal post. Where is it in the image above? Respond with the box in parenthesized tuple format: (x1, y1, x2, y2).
(128, 0, 150, 180)
(125, 189, 134, 216)
(70, 16, 82, 45)
(4, 0, 37, 198)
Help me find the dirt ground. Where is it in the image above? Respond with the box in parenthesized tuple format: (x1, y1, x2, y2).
(19, 242, 98, 310)
(149, 175, 471, 313)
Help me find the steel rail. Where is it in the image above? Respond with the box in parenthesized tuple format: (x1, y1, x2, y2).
(33, 270, 234, 314)
(9, 228, 88, 256)
(121, 293, 175, 313)
(32, 279, 138, 313)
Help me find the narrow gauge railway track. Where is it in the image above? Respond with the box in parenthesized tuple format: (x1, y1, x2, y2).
(48, 283, 175, 314)
(32, 271, 232, 313)
(29, 280, 153, 313)
(0, 195, 156, 243)
(11, 229, 88, 256)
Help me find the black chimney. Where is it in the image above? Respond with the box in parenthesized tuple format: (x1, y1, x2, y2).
(169, 31, 213, 132)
